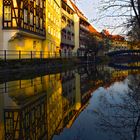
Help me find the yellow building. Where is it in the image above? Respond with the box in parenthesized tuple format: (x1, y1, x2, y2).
(0, 0, 103, 59)
(110, 36, 128, 51)
(102, 30, 128, 52)
(0, 0, 46, 59)
(0, 0, 62, 59)
(43, 0, 61, 57)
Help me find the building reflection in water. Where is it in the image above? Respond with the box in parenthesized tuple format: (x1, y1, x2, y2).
(0, 64, 140, 140)
(0, 74, 62, 140)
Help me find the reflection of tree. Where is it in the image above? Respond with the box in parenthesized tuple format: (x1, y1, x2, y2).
(95, 75, 140, 140)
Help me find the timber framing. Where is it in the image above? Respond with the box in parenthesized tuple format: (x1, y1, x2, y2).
(3, 0, 46, 37)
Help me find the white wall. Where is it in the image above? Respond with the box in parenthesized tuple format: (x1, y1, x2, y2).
(3, 30, 18, 50)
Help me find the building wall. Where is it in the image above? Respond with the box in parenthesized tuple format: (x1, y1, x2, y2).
(0, 0, 18, 50)
(111, 40, 128, 51)
(61, 0, 75, 56)
(0, 0, 98, 58)
(73, 13, 79, 54)
(43, 0, 61, 57)
(0, 0, 44, 56)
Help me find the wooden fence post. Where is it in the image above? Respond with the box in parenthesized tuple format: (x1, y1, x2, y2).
(40, 51, 42, 59)
(4, 50, 6, 62)
(19, 51, 21, 60)
(31, 51, 32, 60)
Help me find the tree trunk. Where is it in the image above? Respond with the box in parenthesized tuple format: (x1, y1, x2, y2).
(131, 0, 140, 28)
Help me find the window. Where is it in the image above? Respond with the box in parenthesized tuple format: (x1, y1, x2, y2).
(24, 9, 28, 23)
(36, 16, 39, 27)
(67, 8, 70, 14)
(30, 13, 33, 25)
(68, 20, 71, 27)
(62, 3, 66, 11)
(40, 18, 43, 29)
(4, 6, 11, 21)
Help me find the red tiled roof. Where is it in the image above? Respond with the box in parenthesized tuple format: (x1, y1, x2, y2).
(101, 29, 125, 40)
(70, 0, 87, 21)
(111, 35, 125, 40)
(88, 24, 102, 37)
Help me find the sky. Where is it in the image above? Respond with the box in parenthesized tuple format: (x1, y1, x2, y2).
(75, 0, 129, 35)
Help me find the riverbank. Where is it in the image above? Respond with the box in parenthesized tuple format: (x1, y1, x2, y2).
(3, 54, 139, 78)
(0, 58, 79, 72)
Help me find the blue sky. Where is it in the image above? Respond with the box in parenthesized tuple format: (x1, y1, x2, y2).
(75, 0, 128, 35)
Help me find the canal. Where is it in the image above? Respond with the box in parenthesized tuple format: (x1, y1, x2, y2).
(0, 62, 140, 140)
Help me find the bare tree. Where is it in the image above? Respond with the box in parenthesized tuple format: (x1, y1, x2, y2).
(94, 74, 140, 140)
(98, 0, 140, 37)
(85, 32, 99, 55)
(99, 0, 140, 26)
(127, 17, 140, 41)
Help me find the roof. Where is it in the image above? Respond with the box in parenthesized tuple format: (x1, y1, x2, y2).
(101, 30, 125, 41)
(62, 0, 75, 12)
(88, 24, 102, 37)
(70, 0, 88, 21)
(69, 0, 102, 37)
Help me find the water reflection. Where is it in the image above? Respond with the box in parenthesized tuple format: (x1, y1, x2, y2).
(0, 64, 140, 140)
(94, 74, 140, 140)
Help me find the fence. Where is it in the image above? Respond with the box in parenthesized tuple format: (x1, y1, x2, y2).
(0, 50, 78, 61)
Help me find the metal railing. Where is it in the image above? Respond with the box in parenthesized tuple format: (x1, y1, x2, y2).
(0, 50, 78, 61)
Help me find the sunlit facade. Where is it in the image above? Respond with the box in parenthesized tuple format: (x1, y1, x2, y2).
(0, 0, 45, 54)
(110, 36, 128, 51)
(101, 30, 128, 52)
(0, 0, 61, 58)
(0, 0, 101, 58)
(43, 0, 61, 57)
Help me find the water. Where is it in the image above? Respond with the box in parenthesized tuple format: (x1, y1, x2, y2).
(0, 63, 140, 140)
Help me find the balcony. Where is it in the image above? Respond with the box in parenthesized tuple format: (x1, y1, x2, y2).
(61, 38, 74, 46)
(61, 9, 74, 20)
(80, 24, 89, 32)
